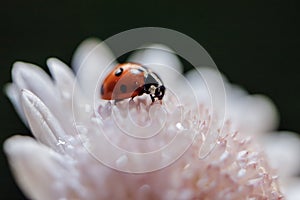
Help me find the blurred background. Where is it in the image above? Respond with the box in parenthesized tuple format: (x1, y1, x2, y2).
(0, 0, 299, 199)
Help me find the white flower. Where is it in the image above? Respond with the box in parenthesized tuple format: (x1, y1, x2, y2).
(4, 37, 300, 199)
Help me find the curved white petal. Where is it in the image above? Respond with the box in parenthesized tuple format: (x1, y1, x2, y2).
(185, 67, 226, 107)
(4, 83, 28, 125)
(71, 38, 117, 100)
(284, 178, 300, 200)
(71, 38, 101, 73)
(185, 68, 279, 133)
(47, 57, 94, 124)
(21, 89, 69, 153)
(261, 131, 300, 178)
(228, 94, 279, 134)
(3, 136, 74, 200)
(11, 62, 65, 119)
(47, 58, 76, 101)
(127, 44, 183, 89)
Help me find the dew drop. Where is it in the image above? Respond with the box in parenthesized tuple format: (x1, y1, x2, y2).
(219, 151, 229, 162)
(237, 150, 248, 160)
(238, 168, 246, 177)
(116, 155, 128, 168)
(138, 184, 151, 197)
(183, 163, 191, 170)
(56, 138, 66, 146)
(176, 122, 185, 131)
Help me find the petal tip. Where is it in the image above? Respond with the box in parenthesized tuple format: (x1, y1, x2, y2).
(11, 61, 40, 85)
(11, 61, 32, 76)
(20, 88, 34, 99)
(78, 37, 102, 46)
(46, 57, 67, 73)
(20, 89, 39, 111)
(46, 57, 59, 66)
(3, 136, 32, 157)
(3, 83, 13, 96)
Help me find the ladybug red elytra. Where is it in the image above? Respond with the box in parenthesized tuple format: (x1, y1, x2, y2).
(100, 63, 165, 103)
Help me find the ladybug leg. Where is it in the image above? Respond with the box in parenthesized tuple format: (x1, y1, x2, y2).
(150, 94, 155, 103)
(131, 96, 136, 102)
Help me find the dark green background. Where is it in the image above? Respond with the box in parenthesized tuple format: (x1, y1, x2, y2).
(0, 0, 299, 199)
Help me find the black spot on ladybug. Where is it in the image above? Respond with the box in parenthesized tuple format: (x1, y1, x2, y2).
(115, 68, 123, 76)
(120, 84, 127, 93)
(101, 85, 104, 95)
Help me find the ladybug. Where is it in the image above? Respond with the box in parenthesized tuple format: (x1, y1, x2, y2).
(100, 63, 165, 103)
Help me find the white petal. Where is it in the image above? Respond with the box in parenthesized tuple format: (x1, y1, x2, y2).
(186, 68, 279, 133)
(11, 61, 63, 118)
(261, 131, 300, 178)
(3, 136, 72, 200)
(71, 38, 101, 73)
(127, 44, 183, 88)
(284, 178, 300, 200)
(21, 89, 68, 153)
(185, 67, 227, 158)
(71, 38, 117, 100)
(47, 57, 93, 125)
(4, 83, 28, 125)
(228, 94, 279, 133)
(47, 58, 75, 101)
(185, 67, 226, 107)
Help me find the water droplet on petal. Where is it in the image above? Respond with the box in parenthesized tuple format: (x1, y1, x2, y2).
(219, 151, 229, 162)
(237, 150, 248, 160)
(238, 168, 246, 178)
(183, 163, 191, 170)
(176, 122, 185, 131)
(138, 184, 151, 197)
(116, 155, 128, 168)
(57, 138, 66, 146)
